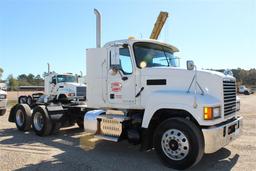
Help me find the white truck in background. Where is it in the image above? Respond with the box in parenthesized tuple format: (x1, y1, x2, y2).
(238, 85, 251, 95)
(0, 89, 7, 116)
(19, 72, 87, 106)
(8, 9, 243, 170)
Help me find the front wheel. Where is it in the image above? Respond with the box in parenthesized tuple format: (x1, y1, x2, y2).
(154, 118, 204, 170)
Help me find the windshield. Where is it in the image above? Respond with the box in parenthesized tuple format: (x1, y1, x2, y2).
(57, 75, 76, 83)
(133, 42, 180, 68)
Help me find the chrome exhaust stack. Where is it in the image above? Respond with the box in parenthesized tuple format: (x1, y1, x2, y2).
(94, 9, 101, 48)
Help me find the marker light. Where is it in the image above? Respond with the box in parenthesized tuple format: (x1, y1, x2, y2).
(204, 107, 213, 120)
(204, 106, 221, 120)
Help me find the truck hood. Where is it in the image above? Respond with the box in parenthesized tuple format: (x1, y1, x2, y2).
(141, 67, 235, 103)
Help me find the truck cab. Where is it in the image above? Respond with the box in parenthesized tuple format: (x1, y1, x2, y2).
(0, 89, 7, 116)
(44, 73, 86, 101)
(239, 85, 251, 95)
(85, 38, 242, 169)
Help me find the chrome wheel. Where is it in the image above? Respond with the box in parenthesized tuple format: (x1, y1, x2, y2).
(33, 112, 44, 131)
(27, 97, 32, 105)
(161, 129, 189, 161)
(16, 109, 25, 127)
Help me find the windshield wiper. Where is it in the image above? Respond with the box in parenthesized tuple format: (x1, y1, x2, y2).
(163, 50, 170, 67)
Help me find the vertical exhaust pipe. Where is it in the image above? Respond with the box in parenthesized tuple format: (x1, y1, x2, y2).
(94, 9, 101, 48)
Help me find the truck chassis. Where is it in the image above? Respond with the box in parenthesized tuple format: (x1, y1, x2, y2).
(9, 101, 88, 136)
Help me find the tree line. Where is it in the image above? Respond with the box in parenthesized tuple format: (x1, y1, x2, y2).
(1, 67, 256, 91)
(214, 68, 256, 86)
(6, 74, 44, 90)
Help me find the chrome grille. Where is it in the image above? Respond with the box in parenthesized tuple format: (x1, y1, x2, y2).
(76, 86, 86, 97)
(223, 80, 236, 116)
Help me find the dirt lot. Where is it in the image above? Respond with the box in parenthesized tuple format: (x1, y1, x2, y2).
(0, 95, 255, 171)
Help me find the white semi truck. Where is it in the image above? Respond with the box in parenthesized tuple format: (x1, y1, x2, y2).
(0, 89, 7, 116)
(18, 72, 87, 106)
(8, 9, 242, 170)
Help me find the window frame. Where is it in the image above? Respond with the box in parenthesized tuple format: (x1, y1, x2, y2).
(132, 42, 177, 69)
(118, 47, 133, 75)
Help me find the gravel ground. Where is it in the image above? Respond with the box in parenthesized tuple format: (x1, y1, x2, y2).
(0, 95, 255, 171)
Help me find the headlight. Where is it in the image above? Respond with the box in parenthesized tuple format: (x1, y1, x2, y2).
(203, 106, 221, 120)
(236, 101, 240, 111)
(0, 94, 7, 99)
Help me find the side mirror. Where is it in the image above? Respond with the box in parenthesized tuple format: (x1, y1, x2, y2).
(186, 60, 195, 70)
(110, 64, 121, 75)
(110, 47, 120, 66)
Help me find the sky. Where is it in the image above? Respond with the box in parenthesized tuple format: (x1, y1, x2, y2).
(0, 0, 255, 79)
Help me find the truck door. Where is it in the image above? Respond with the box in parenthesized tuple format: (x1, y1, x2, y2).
(50, 76, 58, 96)
(107, 46, 136, 105)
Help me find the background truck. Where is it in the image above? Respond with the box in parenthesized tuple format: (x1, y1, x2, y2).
(8, 9, 242, 170)
(18, 72, 87, 106)
(0, 89, 7, 116)
(238, 85, 252, 95)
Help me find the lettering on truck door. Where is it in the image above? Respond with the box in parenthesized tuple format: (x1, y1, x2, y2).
(107, 46, 136, 105)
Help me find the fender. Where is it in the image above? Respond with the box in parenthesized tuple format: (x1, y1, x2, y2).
(141, 90, 221, 128)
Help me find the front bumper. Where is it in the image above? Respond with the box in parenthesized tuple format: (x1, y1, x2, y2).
(202, 116, 243, 153)
(0, 99, 7, 109)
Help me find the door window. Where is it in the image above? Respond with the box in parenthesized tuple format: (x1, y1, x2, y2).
(119, 48, 133, 75)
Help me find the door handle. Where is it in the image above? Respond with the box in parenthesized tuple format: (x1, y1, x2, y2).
(122, 76, 128, 81)
(135, 87, 144, 97)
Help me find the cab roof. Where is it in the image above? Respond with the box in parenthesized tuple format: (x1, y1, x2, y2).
(104, 38, 179, 53)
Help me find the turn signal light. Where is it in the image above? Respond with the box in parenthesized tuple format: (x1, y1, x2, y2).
(203, 107, 213, 120)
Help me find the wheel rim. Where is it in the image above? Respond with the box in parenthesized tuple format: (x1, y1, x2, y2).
(161, 129, 190, 161)
(33, 112, 44, 131)
(16, 109, 25, 127)
(20, 97, 26, 104)
(27, 98, 32, 105)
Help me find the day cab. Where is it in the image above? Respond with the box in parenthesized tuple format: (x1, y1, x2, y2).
(85, 38, 242, 170)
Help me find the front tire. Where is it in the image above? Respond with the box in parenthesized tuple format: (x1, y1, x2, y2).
(154, 118, 204, 170)
(32, 106, 53, 136)
(244, 91, 250, 95)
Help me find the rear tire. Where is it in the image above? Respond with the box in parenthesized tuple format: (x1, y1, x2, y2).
(18, 96, 27, 104)
(27, 96, 33, 106)
(14, 104, 32, 131)
(32, 106, 53, 136)
(154, 117, 204, 170)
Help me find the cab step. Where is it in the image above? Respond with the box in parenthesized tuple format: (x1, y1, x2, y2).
(95, 134, 119, 142)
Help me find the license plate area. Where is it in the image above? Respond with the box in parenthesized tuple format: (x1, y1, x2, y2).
(228, 123, 236, 135)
